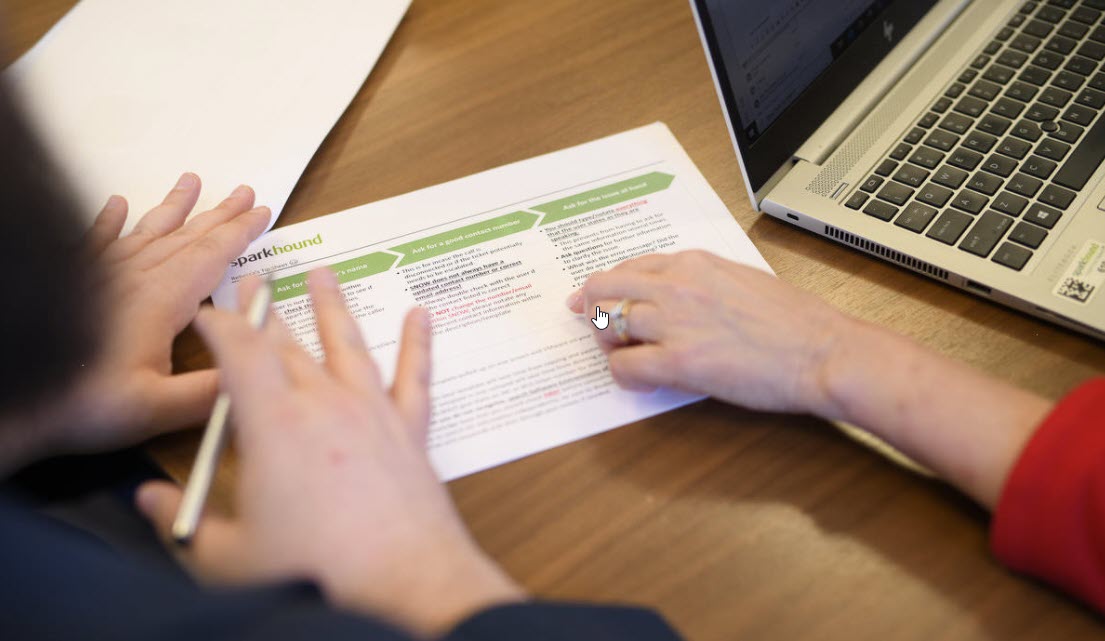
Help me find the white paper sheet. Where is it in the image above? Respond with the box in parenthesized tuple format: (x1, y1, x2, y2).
(213, 123, 774, 481)
(4, 0, 409, 232)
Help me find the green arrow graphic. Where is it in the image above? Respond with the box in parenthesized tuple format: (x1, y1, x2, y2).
(389, 210, 538, 266)
(535, 172, 675, 225)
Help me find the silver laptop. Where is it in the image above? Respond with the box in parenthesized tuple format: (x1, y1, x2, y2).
(691, 0, 1105, 340)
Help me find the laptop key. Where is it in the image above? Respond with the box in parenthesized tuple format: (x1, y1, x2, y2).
(997, 27, 1015, 42)
(927, 209, 974, 244)
(845, 191, 869, 210)
(1051, 120, 1084, 143)
(909, 146, 945, 169)
(1062, 103, 1096, 126)
(860, 175, 884, 192)
(955, 96, 988, 117)
(1058, 20, 1089, 40)
(1065, 55, 1096, 76)
(933, 97, 953, 113)
(982, 153, 1018, 177)
(1023, 202, 1063, 227)
(916, 183, 954, 208)
(949, 147, 983, 170)
(981, 113, 1014, 136)
(1024, 19, 1054, 39)
(904, 127, 925, 144)
(863, 199, 898, 221)
(918, 112, 940, 128)
(1006, 81, 1039, 103)
(997, 136, 1031, 159)
(1052, 70, 1085, 91)
(1078, 40, 1105, 62)
(959, 69, 979, 84)
(1010, 220, 1049, 247)
(970, 80, 1003, 101)
(984, 64, 1016, 84)
(893, 163, 929, 187)
(992, 190, 1029, 216)
(1012, 119, 1043, 141)
(1037, 6, 1065, 23)
(1045, 35, 1078, 56)
(890, 142, 913, 160)
(1040, 86, 1073, 106)
(1071, 6, 1102, 24)
(959, 210, 1015, 257)
(1019, 65, 1053, 86)
(877, 182, 914, 206)
(992, 242, 1033, 270)
(875, 159, 899, 176)
(1018, 2, 1036, 13)
(972, 54, 991, 69)
(1038, 183, 1077, 208)
(993, 98, 1026, 120)
(964, 130, 998, 153)
(932, 165, 969, 189)
(967, 171, 1004, 195)
(1092, 72, 1105, 91)
(1011, 34, 1042, 54)
(1076, 87, 1105, 108)
(952, 189, 989, 214)
(1007, 172, 1044, 197)
(1026, 103, 1061, 121)
(1092, 25, 1105, 44)
(895, 202, 938, 233)
(1022, 154, 1058, 178)
(946, 82, 967, 98)
(1036, 137, 1070, 160)
(924, 128, 959, 151)
(1032, 50, 1063, 70)
(985, 40, 1003, 55)
(940, 112, 974, 134)
(999, 50, 1030, 70)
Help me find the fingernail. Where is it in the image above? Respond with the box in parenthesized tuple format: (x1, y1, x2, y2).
(175, 173, 197, 190)
(311, 267, 337, 288)
(565, 289, 583, 310)
(105, 194, 124, 210)
(249, 205, 271, 217)
(231, 184, 251, 198)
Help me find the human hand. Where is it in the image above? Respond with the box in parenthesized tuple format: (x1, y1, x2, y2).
(568, 250, 859, 416)
(137, 270, 524, 635)
(29, 174, 271, 457)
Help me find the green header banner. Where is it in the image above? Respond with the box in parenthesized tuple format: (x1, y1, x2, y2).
(271, 251, 399, 302)
(389, 210, 538, 267)
(534, 172, 674, 225)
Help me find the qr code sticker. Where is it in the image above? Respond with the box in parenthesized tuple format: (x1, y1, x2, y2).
(1057, 277, 1095, 303)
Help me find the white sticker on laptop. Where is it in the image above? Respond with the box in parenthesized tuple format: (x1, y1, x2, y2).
(1054, 240, 1105, 305)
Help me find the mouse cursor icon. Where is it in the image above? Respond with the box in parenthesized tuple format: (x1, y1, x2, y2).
(591, 306, 609, 330)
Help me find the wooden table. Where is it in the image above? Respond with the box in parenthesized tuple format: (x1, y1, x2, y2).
(6, 1, 1105, 639)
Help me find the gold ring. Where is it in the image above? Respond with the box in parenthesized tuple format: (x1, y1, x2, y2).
(611, 298, 632, 344)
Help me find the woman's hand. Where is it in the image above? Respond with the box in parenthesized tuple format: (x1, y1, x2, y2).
(137, 270, 524, 636)
(568, 250, 856, 416)
(31, 173, 271, 457)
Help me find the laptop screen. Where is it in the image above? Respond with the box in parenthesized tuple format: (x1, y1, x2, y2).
(694, 0, 939, 197)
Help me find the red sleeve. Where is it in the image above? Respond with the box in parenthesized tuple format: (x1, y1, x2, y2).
(991, 377, 1105, 612)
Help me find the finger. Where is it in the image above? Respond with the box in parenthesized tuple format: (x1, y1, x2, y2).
(391, 307, 433, 437)
(234, 276, 325, 388)
(84, 195, 128, 256)
(153, 207, 272, 327)
(308, 268, 382, 391)
(607, 344, 676, 392)
(611, 253, 672, 274)
(589, 298, 664, 345)
(136, 185, 262, 271)
(104, 173, 201, 264)
(570, 270, 664, 315)
(136, 481, 252, 583)
(193, 306, 289, 424)
(143, 369, 220, 434)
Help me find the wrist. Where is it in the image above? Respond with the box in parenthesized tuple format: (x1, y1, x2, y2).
(800, 312, 883, 421)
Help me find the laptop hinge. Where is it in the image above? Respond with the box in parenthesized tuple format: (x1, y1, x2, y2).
(793, 0, 971, 167)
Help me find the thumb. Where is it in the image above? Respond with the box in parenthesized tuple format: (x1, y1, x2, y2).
(136, 481, 248, 582)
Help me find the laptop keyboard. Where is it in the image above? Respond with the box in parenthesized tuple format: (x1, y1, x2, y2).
(846, 0, 1105, 272)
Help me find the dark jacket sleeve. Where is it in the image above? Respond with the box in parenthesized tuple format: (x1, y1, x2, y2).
(0, 497, 683, 641)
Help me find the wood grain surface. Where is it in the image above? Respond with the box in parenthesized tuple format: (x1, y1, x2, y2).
(4, 1, 1104, 639)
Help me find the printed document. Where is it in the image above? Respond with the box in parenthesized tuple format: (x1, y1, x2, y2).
(213, 123, 773, 480)
(4, 0, 410, 232)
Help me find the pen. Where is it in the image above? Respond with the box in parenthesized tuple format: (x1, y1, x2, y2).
(171, 280, 272, 546)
